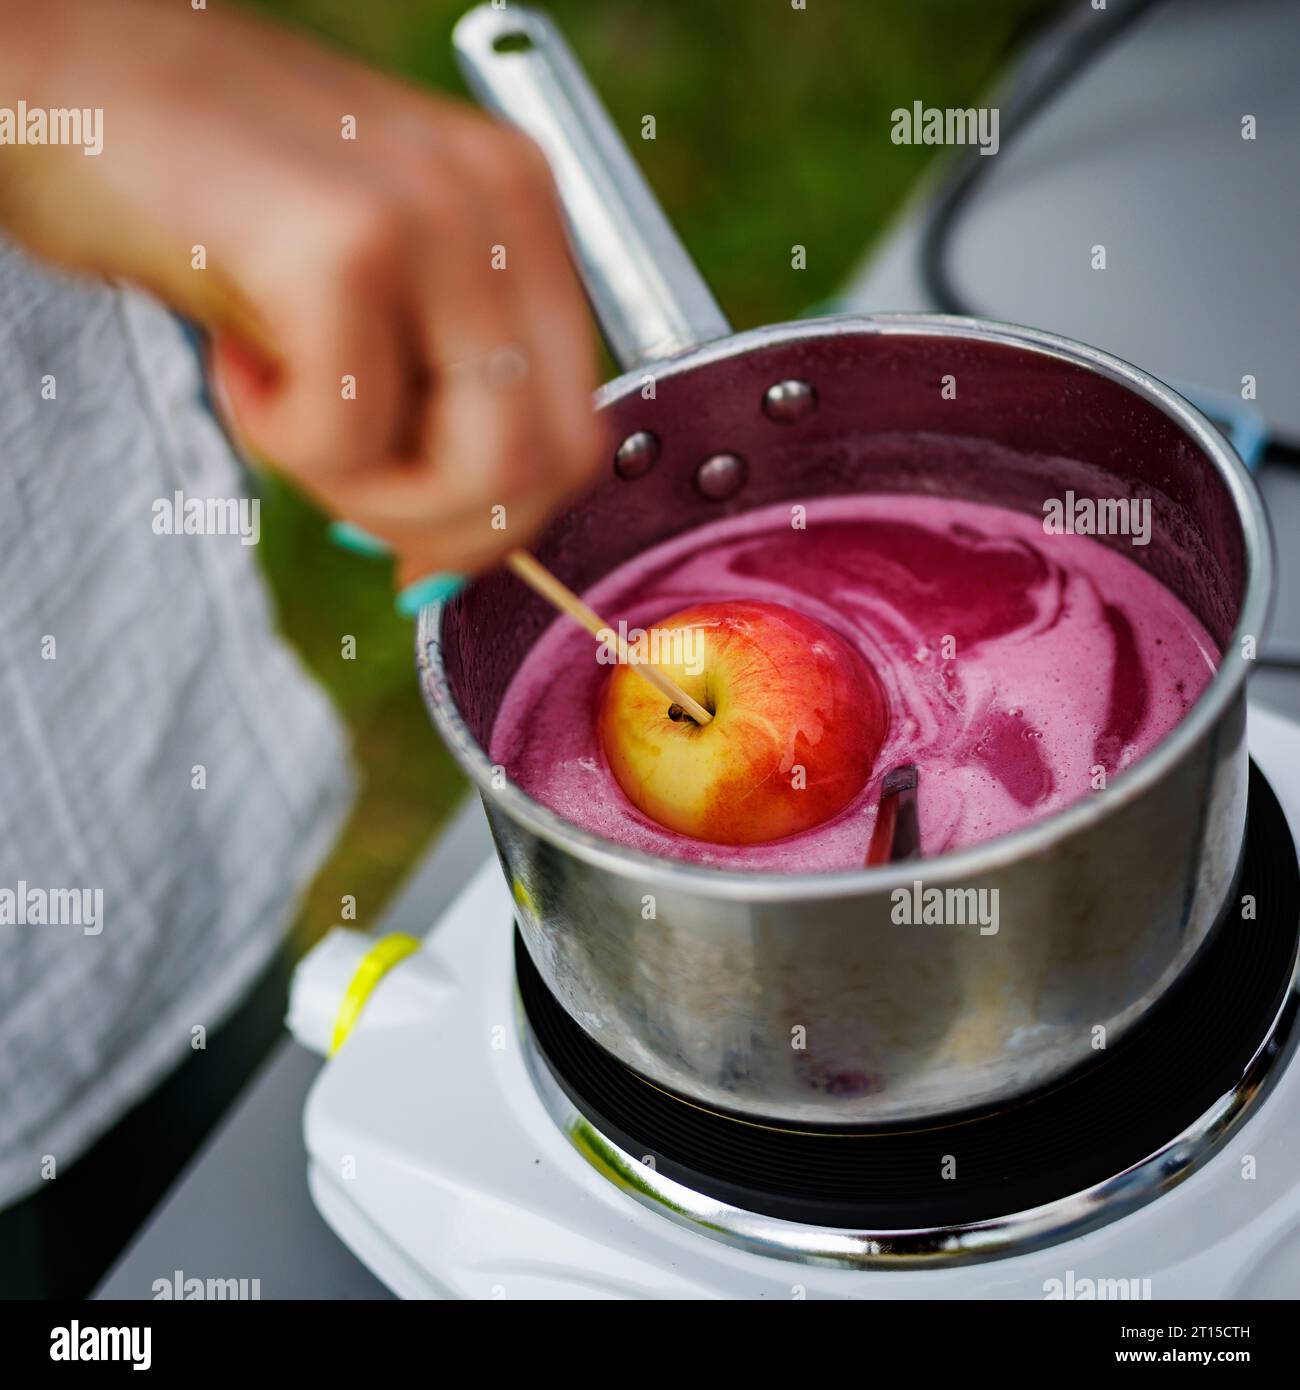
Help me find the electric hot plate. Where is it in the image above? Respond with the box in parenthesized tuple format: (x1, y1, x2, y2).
(517, 761, 1300, 1262)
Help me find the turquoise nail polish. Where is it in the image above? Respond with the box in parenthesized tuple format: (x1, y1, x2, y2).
(396, 572, 467, 616)
(328, 520, 392, 558)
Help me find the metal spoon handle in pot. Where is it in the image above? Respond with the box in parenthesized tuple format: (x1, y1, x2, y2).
(453, 4, 732, 372)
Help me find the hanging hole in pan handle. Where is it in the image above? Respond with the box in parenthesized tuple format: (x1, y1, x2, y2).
(491, 31, 535, 54)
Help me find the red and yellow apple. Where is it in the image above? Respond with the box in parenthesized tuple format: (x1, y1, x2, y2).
(598, 599, 887, 844)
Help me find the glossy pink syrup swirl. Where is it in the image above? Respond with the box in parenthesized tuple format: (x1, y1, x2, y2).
(490, 495, 1218, 871)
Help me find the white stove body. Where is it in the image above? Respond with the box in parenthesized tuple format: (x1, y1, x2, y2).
(300, 704, 1300, 1299)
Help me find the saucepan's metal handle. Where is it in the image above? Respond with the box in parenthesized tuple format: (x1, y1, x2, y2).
(453, 4, 733, 372)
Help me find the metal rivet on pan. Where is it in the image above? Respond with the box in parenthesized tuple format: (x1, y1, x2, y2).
(695, 452, 748, 501)
(614, 430, 659, 479)
(763, 379, 817, 422)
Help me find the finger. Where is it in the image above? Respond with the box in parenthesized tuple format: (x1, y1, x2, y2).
(390, 488, 571, 586)
(445, 124, 605, 491)
(316, 136, 601, 550)
(214, 191, 415, 477)
(313, 157, 557, 536)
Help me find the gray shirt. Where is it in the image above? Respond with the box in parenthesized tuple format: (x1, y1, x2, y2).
(0, 237, 354, 1207)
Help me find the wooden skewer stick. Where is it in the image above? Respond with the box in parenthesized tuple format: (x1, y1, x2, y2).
(506, 550, 713, 726)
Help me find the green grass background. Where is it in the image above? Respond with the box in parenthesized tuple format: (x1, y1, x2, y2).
(247, 0, 1057, 945)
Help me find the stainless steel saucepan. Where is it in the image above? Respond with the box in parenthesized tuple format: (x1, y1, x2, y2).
(417, 3, 1273, 1125)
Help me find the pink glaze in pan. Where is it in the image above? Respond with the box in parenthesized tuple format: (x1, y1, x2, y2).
(492, 495, 1217, 870)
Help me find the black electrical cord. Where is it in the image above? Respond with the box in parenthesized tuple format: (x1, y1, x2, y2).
(918, 0, 1300, 673)
(918, 0, 1170, 318)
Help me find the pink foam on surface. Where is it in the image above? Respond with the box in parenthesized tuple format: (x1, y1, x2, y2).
(489, 495, 1218, 871)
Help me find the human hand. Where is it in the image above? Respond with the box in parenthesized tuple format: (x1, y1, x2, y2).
(0, 0, 604, 590)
